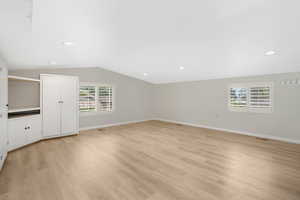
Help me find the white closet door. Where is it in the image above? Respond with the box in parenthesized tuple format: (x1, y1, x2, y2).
(0, 112, 7, 156)
(60, 76, 78, 135)
(41, 75, 61, 137)
(0, 67, 8, 159)
(0, 67, 7, 111)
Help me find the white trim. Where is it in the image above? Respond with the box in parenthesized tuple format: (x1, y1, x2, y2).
(8, 75, 40, 82)
(8, 107, 40, 114)
(79, 119, 152, 131)
(154, 118, 300, 144)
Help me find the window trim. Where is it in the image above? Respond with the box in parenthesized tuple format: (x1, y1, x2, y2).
(80, 82, 115, 116)
(228, 82, 274, 113)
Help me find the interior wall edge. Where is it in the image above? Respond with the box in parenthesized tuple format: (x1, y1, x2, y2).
(155, 118, 300, 144)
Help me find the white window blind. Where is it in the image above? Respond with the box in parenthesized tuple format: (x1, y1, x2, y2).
(79, 86, 96, 112)
(229, 82, 273, 113)
(98, 86, 113, 112)
(249, 86, 271, 108)
(230, 88, 247, 107)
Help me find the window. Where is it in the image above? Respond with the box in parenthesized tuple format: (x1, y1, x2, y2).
(249, 86, 271, 108)
(80, 84, 113, 113)
(230, 88, 247, 107)
(229, 83, 273, 113)
(79, 86, 96, 112)
(98, 86, 113, 112)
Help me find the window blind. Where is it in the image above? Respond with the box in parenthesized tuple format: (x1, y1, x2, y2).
(230, 88, 247, 107)
(98, 86, 113, 112)
(249, 87, 271, 107)
(79, 86, 96, 112)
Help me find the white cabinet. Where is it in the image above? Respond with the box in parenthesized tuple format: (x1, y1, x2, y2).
(0, 67, 8, 111)
(0, 66, 8, 170)
(8, 115, 42, 151)
(41, 74, 79, 138)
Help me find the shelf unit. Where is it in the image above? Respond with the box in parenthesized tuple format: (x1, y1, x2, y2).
(8, 75, 41, 119)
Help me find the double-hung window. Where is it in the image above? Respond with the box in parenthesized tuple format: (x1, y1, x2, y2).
(80, 83, 113, 113)
(229, 82, 273, 113)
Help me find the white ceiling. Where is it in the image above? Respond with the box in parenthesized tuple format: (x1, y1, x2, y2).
(0, 0, 300, 83)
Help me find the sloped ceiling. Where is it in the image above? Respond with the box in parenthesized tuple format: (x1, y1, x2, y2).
(0, 0, 299, 83)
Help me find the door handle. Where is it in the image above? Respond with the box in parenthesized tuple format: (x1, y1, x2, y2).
(58, 101, 64, 103)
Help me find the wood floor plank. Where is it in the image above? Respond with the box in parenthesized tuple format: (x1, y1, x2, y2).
(0, 120, 300, 200)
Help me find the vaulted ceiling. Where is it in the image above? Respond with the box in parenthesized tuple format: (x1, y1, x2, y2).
(0, 0, 299, 83)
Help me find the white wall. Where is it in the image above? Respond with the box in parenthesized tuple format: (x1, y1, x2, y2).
(9, 67, 155, 129)
(8, 80, 40, 109)
(9, 67, 300, 143)
(154, 72, 300, 143)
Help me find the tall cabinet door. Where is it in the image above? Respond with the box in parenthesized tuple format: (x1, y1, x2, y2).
(0, 112, 7, 157)
(0, 67, 8, 111)
(60, 76, 79, 135)
(0, 67, 8, 162)
(41, 75, 61, 137)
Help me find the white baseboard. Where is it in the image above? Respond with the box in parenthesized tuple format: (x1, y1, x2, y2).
(79, 119, 153, 131)
(155, 118, 300, 144)
(0, 152, 7, 171)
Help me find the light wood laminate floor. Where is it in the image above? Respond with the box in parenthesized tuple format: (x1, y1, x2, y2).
(0, 121, 300, 200)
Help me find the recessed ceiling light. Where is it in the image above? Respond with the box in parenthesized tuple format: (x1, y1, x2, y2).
(265, 50, 276, 56)
(179, 66, 185, 70)
(143, 73, 148, 76)
(62, 41, 74, 46)
(49, 61, 57, 65)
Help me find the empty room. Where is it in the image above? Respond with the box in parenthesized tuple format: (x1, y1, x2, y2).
(0, 0, 300, 199)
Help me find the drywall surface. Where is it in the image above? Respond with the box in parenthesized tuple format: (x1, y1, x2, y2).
(8, 80, 40, 110)
(154, 72, 300, 143)
(9, 67, 155, 129)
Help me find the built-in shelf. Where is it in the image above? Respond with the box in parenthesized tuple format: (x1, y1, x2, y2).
(8, 75, 40, 82)
(8, 107, 40, 114)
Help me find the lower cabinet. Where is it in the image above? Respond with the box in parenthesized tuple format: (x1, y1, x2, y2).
(8, 115, 42, 151)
